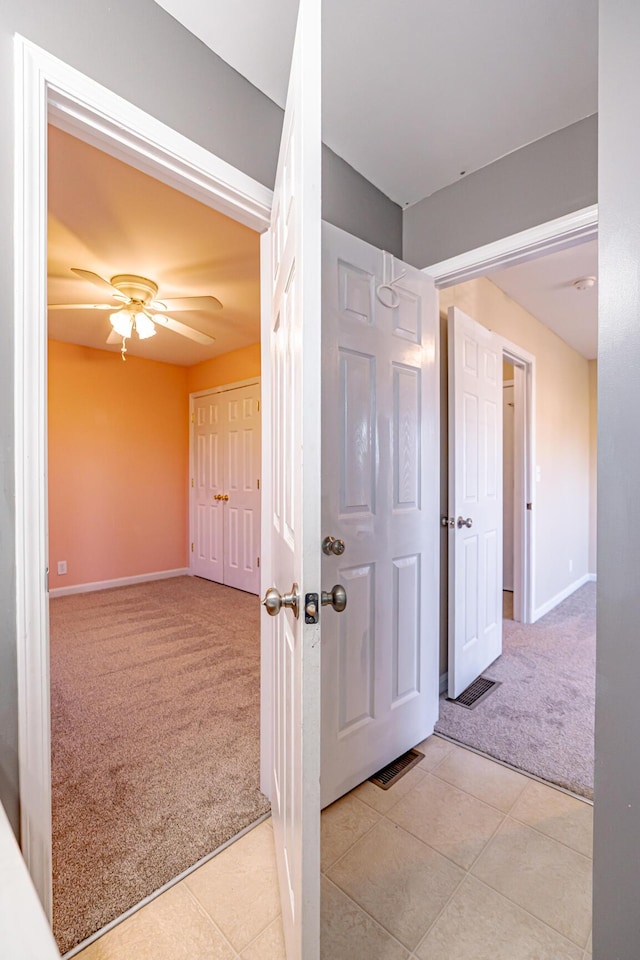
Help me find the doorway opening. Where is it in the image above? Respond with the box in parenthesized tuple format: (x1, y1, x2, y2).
(46, 125, 267, 954)
(15, 37, 275, 958)
(434, 230, 597, 803)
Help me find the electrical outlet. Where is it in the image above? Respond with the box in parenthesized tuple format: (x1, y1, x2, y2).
(57, 560, 67, 575)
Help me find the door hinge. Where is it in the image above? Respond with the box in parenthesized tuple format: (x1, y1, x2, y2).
(191, 542, 194, 552)
(257, 401, 260, 412)
(257, 478, 260, 490)
(526, 502, 533, 511)
(191, 412, 195, 423)
(191, 478, 194, 488)
(257, 557, 260, 567)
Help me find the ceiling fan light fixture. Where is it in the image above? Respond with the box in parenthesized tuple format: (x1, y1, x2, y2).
(110, 309, 133, 338)
(135, 312, 156, 339)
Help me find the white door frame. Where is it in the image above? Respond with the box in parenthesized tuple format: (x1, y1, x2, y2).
(13, 35, 272, 917)
(500, 339, 535, 623)
(424, 203, 597, 625)
(188, 377, 261, 580)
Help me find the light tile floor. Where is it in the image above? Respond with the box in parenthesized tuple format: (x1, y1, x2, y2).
(76, 736, 592, 960)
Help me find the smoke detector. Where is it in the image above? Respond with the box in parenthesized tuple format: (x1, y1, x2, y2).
(572, 276, 597, 292)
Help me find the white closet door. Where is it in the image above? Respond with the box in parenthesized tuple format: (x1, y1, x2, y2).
(223, 383, 261, 594)
(192, 394, 224, 582)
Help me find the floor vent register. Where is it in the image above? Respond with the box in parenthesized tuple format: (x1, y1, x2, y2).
(369, 748, 425, 790)
(450, 676, 501, 709)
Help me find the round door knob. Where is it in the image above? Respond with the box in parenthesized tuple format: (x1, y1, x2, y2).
(321, 584, 347, 613)
(457, 516, 473, 529)
(223, 494, 229, 501)
(261, 583, 300, 619)
(322, 535, 346, 556)
(261, 587, 282, 616)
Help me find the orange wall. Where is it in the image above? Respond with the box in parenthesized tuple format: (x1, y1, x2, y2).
(187, 342, 261, 392)
(48, 340, 189, 588)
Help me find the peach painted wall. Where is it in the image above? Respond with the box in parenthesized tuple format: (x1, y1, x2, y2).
(48, 340, 189, 589)
(187, 342, 261, 392)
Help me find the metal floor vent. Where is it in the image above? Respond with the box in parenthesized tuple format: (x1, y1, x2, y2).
(451, 676, 501, 709)
(369, 748, 424, 790)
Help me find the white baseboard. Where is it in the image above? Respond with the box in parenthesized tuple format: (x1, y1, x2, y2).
(532, 572, 593, 622)
(439, 671, 448, 695)
(587, 573, 597, 582)
(49, 568, 190, 598)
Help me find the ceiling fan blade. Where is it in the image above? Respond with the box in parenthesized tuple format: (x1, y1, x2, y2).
(70, 268, 128, 300)
(150, 296, 222, 313)
(154, 314, 216, 345)
(48, 303, 115, 311)
(106, 329, 122, 345)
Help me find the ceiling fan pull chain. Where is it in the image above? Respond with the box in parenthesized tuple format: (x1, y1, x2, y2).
(121, 337, 127, 362)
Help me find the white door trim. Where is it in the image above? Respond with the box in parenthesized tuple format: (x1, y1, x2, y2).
(13, 35, 272, 916)
(188, 378, 262, 579)
(425, 207, 597, 630)
(190, 377, 261, 400)
(499, 338, 536, 624)
(423, 204, 598, 287)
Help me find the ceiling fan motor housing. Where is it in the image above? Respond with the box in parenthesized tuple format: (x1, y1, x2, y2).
(110, 274, 159, 305)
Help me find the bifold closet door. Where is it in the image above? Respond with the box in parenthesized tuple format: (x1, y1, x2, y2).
(222, 383, 261, 594)
(192, 393, 225, 583)
(192, 384, 261, 594)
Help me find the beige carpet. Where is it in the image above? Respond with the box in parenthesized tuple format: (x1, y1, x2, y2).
(436, 582, 595, 798)
(50, 576, 269, 954)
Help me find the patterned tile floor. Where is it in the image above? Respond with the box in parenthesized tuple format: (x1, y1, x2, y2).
(76, 736, 592, 960)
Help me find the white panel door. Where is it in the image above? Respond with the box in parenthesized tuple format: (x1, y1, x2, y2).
(448, 306, 503, 699)
(192, 394, 224, 582)
(224, 383, 261, 593)
(261, 0, 321, 956)
(320, 222, 439, 808)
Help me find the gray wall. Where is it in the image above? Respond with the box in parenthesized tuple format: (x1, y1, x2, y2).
(403, 115, 597, 269)
(593, 2, 640, 956)
(0, 0, 401, 837)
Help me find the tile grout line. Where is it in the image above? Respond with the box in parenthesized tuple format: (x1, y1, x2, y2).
(470, 872, 593, 953)
(424, 746, 594, 859)
(181, 821, 281, 958)
(433, 732, 594, 806)
(181, 883, 241, 958)
(426, 763, 529, 815)
(378, 789, 509, 877)
(409, 861, 469, 957)
(321, 809, 382, 875)
(322, 874, 416, 956)
(504, 809, 593, 860)
(468, 819, 592, 951)
(234, 914, 282, 958)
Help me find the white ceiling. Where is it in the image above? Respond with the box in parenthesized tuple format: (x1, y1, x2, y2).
(153, 0, 597, 206)
(490, 239, 598, 359)
(48, 127, 261, 366)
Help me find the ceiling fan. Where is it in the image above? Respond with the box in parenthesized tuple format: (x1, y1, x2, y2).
(48, 269, 222, 357)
